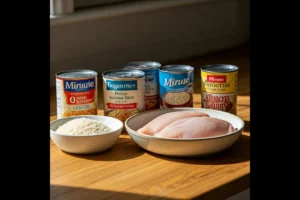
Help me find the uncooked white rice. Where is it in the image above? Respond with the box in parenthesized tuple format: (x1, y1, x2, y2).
(55, 118, 112, 136)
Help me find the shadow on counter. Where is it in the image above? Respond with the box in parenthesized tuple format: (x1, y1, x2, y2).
(51, 185, 179, 200)
(62, 137, 145, 161)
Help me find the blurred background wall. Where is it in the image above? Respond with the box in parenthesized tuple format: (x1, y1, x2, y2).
(50, 0, 250, 86)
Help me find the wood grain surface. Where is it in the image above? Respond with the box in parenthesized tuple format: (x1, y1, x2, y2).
(50, 43, 250, 200)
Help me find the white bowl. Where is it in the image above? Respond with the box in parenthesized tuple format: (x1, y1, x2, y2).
(50, 115, 123, 154)
(125, 108, 245, 157)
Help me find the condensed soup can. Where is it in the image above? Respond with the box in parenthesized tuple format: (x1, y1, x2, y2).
(56, 70, 98, 119)
(124, 61, 161, 111)
(200, 64, 238, 115)
(102, 69, 145, 124)
(159, 65, 194, 108)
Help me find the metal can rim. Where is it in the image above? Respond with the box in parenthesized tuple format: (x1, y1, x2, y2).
(55, 69, 98, 79)
(159, 65, 194, 74)
(124, 61, 161, 70)
(201, 64, 238, 73)
(102, 69, 145, 78)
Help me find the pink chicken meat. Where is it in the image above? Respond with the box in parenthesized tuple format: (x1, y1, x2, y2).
(154, 116, 235, 139)
(137, 111, 210, 136)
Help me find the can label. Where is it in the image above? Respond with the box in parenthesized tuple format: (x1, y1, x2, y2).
(144, 69, 159, 110)
(56, 77, 98, 119)
(159, 71, 194, 108)
(201, 71, 238, 114)
(103, 78, 145, 124)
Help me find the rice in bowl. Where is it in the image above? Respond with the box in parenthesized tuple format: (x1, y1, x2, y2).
(55, 117, 113, 136)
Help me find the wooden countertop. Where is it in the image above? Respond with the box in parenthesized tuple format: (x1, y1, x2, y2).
(50, 44, 250, 200)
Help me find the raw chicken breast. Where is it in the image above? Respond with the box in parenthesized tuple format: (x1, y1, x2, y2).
(154, 116, 235, 139)
(137, 111, 210, 136)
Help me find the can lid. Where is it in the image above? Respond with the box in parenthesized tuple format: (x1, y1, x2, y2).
(201, 64, 238, 73)
(124, 61, 161, 70)
(102, 69, 145, 78)
(56, 70, 98, 78)
(159, 65, 194, 73)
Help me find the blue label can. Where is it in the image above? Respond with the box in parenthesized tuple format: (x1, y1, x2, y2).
(124, 61, 161, 111)
(159, 65, 194, 108)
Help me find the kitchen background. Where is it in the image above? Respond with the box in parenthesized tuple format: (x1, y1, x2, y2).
(50, 0, 250, 199)
(50, 0, 250, 86)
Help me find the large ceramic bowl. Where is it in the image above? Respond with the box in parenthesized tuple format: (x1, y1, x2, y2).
(50, 115, 123, 154)
(125, 108, 245, 157)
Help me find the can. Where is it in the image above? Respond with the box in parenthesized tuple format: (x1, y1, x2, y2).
(56, 69, 98, 119)
(159, 65, 194, 109)
(200, 64, 238, 115)
(102, 69, 145, 124)
(124, 61, 161, 111)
